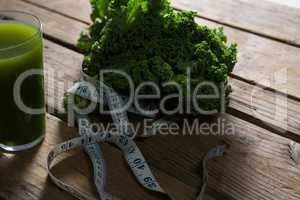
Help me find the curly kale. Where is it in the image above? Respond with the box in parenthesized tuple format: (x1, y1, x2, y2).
(77, 0, 237, 114)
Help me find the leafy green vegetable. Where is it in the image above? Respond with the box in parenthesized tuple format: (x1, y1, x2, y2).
(77, 0, 237, 114)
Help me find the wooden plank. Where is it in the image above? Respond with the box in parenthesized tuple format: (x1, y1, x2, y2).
(0, 23, 299, 199)
(41, 39, 300, 141)
(213, 116, 300, 200)
(2, 110, 300, 200)
(230, 78, 300, 141)
(5, 0, 300, 98)
(193, 17, 300, 100)
(40, 36, 300, 200)
(9, 0, 300, 100)
(133, 114, 300, 200)
(40, 39, 300, 200)
(2, 1, 300, 200)
(170, 0, 300, 47)
(265, 0, 300, 8)
(22, 0, 300, 48)
(43, 40, 82, 114)
(21, 0, 91, 23)
(0, 114, 205, 200)
(5, 0, 300, 139)
(0, 0, 88, 48)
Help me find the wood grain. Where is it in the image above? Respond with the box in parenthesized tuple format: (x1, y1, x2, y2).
(21, 0, 91, 23)
(135, 114, 300, 200)
(40, 39, 300, 199)
(170, 0, 300, 47)
(193, 17, 300, 100)
(0, 0, 88, 48)
(41, 39, 300, 142)
(22, 0, 300, 49)
(0, 114, 206, 200)
(2, 0, 300, 200)
(230, 78, 300, 140)
(2, 112, 300, 200)
(9, 0, 300, 100)
(265, 0, 300, 8)
(207, 115, 300, 200)
(43, 40, 82, 114)
(4, 0, 300, 139)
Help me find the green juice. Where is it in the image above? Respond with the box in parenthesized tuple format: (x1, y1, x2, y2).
(0, 22, 45, 149)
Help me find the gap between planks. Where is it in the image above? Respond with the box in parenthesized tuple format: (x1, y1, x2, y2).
(8, 0, 300, 144)
(3, 0, 300, 141)
(20, 0, 300, 49)
(41, 39, 300, 199)
(0, 114, 211, 200)
(2, 0, 300, 146)
(2, 109, 300, 200)
(2, 0, 297, 141)
(169, 0, 300, 47)
(1, 1, 300, 199)
(40, 37, 300, 142)
(8, 0, 300, 100)
(41, 35, 300, 199)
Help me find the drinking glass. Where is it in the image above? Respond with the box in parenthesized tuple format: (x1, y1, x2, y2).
(0, 11, 45, 152)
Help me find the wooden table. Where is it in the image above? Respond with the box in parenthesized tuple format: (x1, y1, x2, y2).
(1, 0, 300, 199)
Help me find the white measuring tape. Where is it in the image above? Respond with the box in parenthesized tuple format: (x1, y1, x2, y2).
(47, 72, 225, 200)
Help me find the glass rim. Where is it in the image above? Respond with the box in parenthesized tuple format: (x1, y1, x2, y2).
(0, 10, 42, 52)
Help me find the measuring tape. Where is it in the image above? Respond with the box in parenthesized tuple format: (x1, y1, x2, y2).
(47, 72, 225, 200)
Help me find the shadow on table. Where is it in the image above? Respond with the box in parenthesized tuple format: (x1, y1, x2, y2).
(0, 142, 41, 199)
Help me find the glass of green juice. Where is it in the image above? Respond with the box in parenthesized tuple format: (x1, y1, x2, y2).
(0, 11, 45, 152)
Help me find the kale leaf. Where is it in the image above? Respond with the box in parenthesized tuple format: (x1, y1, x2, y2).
(77, 0, 237, 114)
